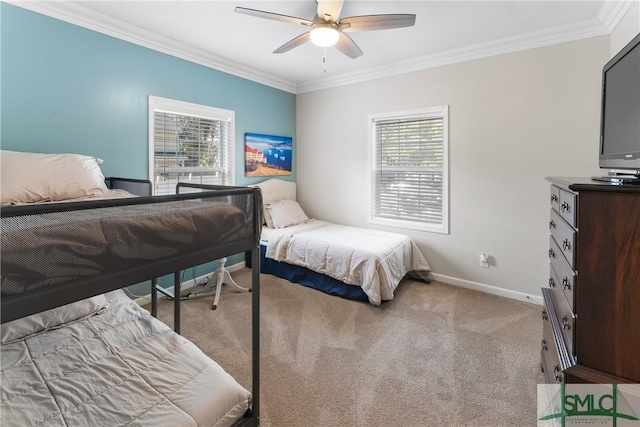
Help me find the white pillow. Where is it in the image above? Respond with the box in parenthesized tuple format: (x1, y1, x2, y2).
(0, 294, 107, 344)
(263, 203, 275, 228)
(265, 199, 310, 229)
(0, 150, 109, 206)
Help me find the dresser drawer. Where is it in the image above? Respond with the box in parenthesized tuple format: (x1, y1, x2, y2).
(542, 303, 563, 383)
(550, 210, 576, 268)
(550, 254, 575, 310)
(550, 287, 575, 355)
(558, 188, 577, 228)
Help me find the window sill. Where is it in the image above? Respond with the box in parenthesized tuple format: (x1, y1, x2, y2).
(368, 217, 449, 234)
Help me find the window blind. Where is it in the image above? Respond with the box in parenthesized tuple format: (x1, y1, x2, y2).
(372, 115, 445, 226)
(153, 111, 231, 195)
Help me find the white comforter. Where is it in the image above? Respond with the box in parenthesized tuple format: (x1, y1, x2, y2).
(264, 220, 431, 305)
(1, 290, 251, 427)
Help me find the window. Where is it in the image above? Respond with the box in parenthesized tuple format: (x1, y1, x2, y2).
(368, 106, 449, 234)
(149, 96, 234, 195)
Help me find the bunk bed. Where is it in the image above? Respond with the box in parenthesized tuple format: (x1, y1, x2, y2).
(0, 153, 262, 427)
(250, 178, 430, 306)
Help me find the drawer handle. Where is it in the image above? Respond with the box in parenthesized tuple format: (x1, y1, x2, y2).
(549, 248, 556, 259)
(561, 201, 570, 213)
(562, 239, 571, 251)
(541, 339, 548, 351)
(549, 277, 556, 288)
(562, 277, 571, 290)
(551, 194, 558, 203)
(553, 365, 562, 382)
(549, 220, 556, 230)
(542, 310, 549, 321)
(562, 315, 570, 330)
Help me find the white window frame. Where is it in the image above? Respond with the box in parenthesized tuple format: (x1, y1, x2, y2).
(148, 96, 235, 195)
(367, 106, 449, 234)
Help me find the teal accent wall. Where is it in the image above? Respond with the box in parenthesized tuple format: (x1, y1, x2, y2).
(1, 3, 296, 295)
(0, 3, 296, 186)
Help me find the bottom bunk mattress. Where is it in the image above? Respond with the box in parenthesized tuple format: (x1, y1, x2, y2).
(259, 220, 431, 306)
(0, 290, 251, 427)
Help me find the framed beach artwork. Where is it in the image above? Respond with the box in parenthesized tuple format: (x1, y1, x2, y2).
(244, 133, 293, 177)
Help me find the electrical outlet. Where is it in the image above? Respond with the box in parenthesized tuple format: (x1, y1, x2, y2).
(480, 253, 489, 268)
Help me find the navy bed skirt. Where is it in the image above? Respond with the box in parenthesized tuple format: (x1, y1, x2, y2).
(246, 245, 370, 303)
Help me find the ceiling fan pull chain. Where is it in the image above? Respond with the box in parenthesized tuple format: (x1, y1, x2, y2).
(323, 47, 327, 73)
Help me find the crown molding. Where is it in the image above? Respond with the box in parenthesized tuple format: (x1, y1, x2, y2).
(297, 16, 611, 93)
(9, 0, 631, 95)
(597, 0, 636, 32)
(8, 0, 298, 94)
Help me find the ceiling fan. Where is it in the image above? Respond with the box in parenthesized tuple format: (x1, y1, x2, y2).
(234, 0, 416, 59)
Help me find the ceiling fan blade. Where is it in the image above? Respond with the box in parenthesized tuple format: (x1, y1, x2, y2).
(316, 0, 344, 22)
(339, 14, 416, 32)
(334, 31, 363, 59)
(234, 7, 313, 27)
(274, 32, 312, 54)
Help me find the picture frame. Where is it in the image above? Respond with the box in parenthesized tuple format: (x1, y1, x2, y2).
(244, 133, 292, 177)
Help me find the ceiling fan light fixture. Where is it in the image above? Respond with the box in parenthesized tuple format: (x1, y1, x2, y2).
(310, 23, 340, 47)
(236, 2, 416, 60)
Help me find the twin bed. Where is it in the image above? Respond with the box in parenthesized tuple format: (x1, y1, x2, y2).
(1, 151, 261, 426)
(251, 178, 431, 306)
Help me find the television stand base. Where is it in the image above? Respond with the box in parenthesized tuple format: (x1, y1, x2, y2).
(591, 174, 640, 185)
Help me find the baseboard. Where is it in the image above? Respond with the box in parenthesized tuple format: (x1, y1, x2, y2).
(132, 265, 543, 307)
(132, 261, 247, 306)
(430, 273, 543, 306)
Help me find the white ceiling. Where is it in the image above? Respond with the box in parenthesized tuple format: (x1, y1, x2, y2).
(16, 1, 632, 93)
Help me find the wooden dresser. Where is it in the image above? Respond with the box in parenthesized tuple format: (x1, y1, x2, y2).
(541, 177, 640, 385)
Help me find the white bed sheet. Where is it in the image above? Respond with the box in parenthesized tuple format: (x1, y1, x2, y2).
(0, 290, 251, 427)
(263, 220, 430, 305)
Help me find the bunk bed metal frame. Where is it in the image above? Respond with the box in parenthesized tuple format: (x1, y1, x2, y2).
(0, 179, 262, 426)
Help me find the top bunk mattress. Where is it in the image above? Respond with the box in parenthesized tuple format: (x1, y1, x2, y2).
(0, 289, 251, 427)
(1, 195, 252, 298)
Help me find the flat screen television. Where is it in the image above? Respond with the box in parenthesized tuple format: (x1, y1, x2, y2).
(593, 31, 640, 184)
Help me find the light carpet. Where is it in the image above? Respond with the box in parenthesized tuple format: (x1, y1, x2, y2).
(151, 269, 544, 427)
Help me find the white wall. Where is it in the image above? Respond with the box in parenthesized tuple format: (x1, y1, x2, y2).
(610, 0, 639, 55)
(296, 35, 610, 302)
